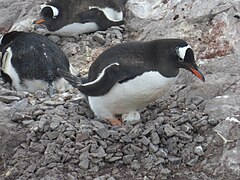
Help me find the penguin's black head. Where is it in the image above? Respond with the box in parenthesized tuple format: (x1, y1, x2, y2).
(175, 45, 205, 82)
(33, 3, 60, 30)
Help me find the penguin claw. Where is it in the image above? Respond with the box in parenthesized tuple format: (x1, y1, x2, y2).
(108, 118, 122, 126)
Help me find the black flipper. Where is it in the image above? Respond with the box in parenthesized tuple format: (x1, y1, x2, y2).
(58, 63, 138, 97)
(78, 8, 124, 30)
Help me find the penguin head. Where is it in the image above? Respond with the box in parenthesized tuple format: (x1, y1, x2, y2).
(33, 2, 61, 30)
(175, 45, 205, 82)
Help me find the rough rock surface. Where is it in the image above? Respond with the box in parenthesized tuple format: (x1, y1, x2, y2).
(0, 0, 240, 179)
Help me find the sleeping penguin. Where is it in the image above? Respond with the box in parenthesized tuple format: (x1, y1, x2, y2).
(58, 39, 205, 125)
(33, 0, 126, 37)
(0, 31, 76, 95)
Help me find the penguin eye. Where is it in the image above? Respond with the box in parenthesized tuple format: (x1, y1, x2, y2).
(178, 57, 184, 62)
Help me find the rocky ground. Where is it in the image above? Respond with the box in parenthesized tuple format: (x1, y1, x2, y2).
(0, 0, 240, 180)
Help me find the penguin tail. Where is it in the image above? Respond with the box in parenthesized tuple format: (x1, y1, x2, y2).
(57, 68, 82, 88)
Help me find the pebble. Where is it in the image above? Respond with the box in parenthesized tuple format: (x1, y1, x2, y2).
(22, 120, 34, 125)
(149, 143, 159, 153)
(208, 118, 219, 126)
(194, 135, 205, 143)
(50, 121, 61, 130)
(106, 156, 122, 162)
(90, 146, 106, 158)
(156, 148, 168, 158)
(10, 112, 31, 122)
(187, 156, 199, 166)
(141, 136, 151, 145)
(92, 33, 106, 45)
(0, 95, 20, 103)
(79, 159, 90, 170)
(160, 168, 171, 175)
(123, 155, 135, 165)
(96, 128, 110, 139)
(91, 121, 105, 129)
(168, 156, 182, 164)
(194, 146, 205, 156)
(151, 132, 160, 145)
(76, 131, 89, 142)
(177, 131, 193, 141)
(131, 160, 141, 170)
(164, 124, 178, 137)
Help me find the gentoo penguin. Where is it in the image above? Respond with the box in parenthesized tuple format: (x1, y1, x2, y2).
(58, 39, 205, 125)
(33, 0, 125, 37)
(0, 31, 75, 95)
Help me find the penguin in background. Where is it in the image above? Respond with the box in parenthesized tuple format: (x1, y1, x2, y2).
(33, 0, 127, 37)
(0, 31, 76, 95)
(58, 39, 205, 125)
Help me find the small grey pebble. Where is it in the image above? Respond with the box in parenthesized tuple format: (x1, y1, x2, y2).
(141, 136, 150, 145)
(131, 160, 141, 170)
(187, 156, 199, 166)
(208, 118, 219, 126)
(96, 128, 110, 139)
(194, 145, 205, 156)
(164, 124, 178, 137)
(123, 155, 135, 165)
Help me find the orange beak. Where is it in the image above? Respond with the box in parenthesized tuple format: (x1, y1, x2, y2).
(189, 66, 205, 82)
(33, 19, 45, 24)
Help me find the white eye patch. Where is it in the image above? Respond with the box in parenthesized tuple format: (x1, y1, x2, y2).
(176, 45, 192, 60)
(41, 4, 59, 18)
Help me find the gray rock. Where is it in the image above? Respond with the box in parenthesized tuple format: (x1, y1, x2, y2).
(194, 135, 205, 143)
(168, 156, 182, 164)
(22, 120, 34, 125)
(151, 132, 160, 145)
(48, 35, 61, 43)
(43, 100, 65, 106)
(50, 121, 61, 130)
(149, 143, 159, 153)
(156, 148, 168, 158)
(160, 168, 171, 175)
(76, 131, 89, 142)
(141, 136, 150, 145)
(208, 118, 219, 126)
(96, 128, 110, 139)
(92, 32, 106, 45)
(177, 131, 193, 141)
(10, 112, 32, 122)
(194, 146, 205, 156)
(91, 121, 105, 129)
(186, 96, 204, 106)
(90, 146, 106, 158)
(187, 156, 199, 166)
(79, 158, 90, 170)
(164, 124, 178, 137)
(0, 95, 20, 103)
(123, 155, 135, 165)
(106, 156, 122, 162)
(131, 160, 141, 170)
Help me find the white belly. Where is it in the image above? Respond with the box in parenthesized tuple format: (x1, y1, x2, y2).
(88, 71, 177, 119)
(48, 22, 99, 37)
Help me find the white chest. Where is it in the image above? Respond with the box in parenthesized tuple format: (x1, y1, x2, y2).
(88, 71, 177, 119)
(49, 22, 99, 37)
